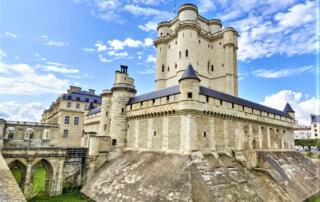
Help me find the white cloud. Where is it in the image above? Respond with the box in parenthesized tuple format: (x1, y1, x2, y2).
(98, 54, 112, 63)
(5, 32, 18, 39)
(83, 48, 95, 53)
(132, 0, 167, 6)
(146, 54, 156, 63)
(139, 68, 155, 74)
(96, 0, 120, 10)
(260, 90, 320, 126)
(0, 62, 69, 95)
(144, 38, 153, 47)
(198, 0, 215, 12)
(46, 40, 69, 47)
(0, 101, 45, 122)
(252, 65, 316, 78)
(0, 50, 6, 59)
(108, 37, 153, 50)
(41, 35, 69, 47)
(95, 41, 107, 52)
(108, 50, 128, 57)
(229, 1, 318, 61)
(123, 5, 171, 18)
(41, 61, 80, 74)
(275, 1, 315, 27)
(138, 21, 158, 32)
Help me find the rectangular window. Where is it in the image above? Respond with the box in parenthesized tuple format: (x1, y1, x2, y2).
(206, 96, 209, 103)
(167, 96, 170, 101)
(112, 139, 117, 146)
(64, 116, 70, 124)
(188, 92, 192, 99)
(76, 103, 80, 109)
(63, 129, 68, 138)
(67, 102, 71, 108)
(74, 117, 79, 125)
(104, 124, 107, 130)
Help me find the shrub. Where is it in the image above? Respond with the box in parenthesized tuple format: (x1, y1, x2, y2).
(306, 152, 313, 158)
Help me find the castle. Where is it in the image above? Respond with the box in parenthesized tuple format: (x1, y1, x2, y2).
(80, 4, 318, 202)
(0, 3, 318, 202)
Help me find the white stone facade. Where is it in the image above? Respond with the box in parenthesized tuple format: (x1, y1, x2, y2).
(154, 4, 238, 96)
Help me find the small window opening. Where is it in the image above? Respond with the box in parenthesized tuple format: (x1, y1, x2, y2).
(141, 102, 143, 106)
(162, 65, 165, 72)
(167, 66, 170, 71)
(167, 96, 170, 101)
(185, 49, 189, 57)
(160, 32, 163, 36)
(122, 108, 125, 114)
(222, 63, 224, 67)
(199, 40, 201, 44)
(152, 99, 155, 104)
(153, 131, 157, 136)
(188, 92, 192, 99)
(203, 131, 207, 137)
(175, 41, 177, 45)
(220, 100, 223, 106)
(232, 103, 234, 108)
(219, 42, 222, 45)
(179, 51, 181, 59)
(175, 63, 177, 68)
(112, 139, 117, 146)
(211, 65, 214, 71)
(206, 96, 209, 103)
(168, 45, 170, 49)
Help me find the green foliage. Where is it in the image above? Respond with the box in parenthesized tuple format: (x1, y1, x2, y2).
(32, 166, 46, 196)
(294, 139, 320, 148)
(318, 153, 320, 159)
(11, 166, 22, 184)
(306, 152, 313, 158)
(28, 191, 89, 202)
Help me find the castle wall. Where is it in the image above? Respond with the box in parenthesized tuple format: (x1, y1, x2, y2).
(126, 111, 294, 153)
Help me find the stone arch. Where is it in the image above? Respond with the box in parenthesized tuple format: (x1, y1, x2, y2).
(31, 159, 54, 195)
(8, 160, 27, 188)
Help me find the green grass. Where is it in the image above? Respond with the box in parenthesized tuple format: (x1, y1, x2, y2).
(11, 166, 22, 185)
(29, 191, 89, 202)
(32, 166, 46, 196)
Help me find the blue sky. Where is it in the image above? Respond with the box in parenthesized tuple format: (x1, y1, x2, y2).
(0, 0, 319, 125)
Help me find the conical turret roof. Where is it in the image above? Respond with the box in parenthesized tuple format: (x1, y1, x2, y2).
(179, 64, 200, 82)
(283, 103, 294, 113)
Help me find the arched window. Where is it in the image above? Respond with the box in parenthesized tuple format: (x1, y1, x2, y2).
(203, 131, 207, 137)
(162, 64, 165, 72)
(185, 49, 189, 57)
(6, 127, 15, 139)
(25, 128, 35, 140)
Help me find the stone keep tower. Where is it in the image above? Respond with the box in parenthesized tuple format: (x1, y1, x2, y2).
(109, 65, 136, 151)
(154, 3, 238, 96)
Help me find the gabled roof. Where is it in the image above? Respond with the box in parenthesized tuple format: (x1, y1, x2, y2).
(179, 64, 201, 82)
(283, 103, 294, 113)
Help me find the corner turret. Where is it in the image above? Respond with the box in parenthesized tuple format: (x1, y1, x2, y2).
(179, 64, 200, 101)
(284, 103, 295, 119)
(109, 65, 136, 154)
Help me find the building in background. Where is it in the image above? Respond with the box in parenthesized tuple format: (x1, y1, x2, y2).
(294, 114, 320, 140)
(41, 86, 101, 147)
(311, 114, 320, 139)
(294, 126, 311, 139)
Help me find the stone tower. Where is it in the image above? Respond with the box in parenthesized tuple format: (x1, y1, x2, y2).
(109, 65, 136, 151)
(154, 3, 238, 96)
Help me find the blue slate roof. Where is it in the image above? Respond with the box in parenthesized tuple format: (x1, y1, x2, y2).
(179, 64, 201, 82)
(283, 103, 294, 113)
(127, 85, 290, 118)
(63, 91, 101, 104)
(87, 108, 101, 115)
(127, 85, 180, 104)
(311, 115, 320, 123)
(199, 86, 290, 117)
